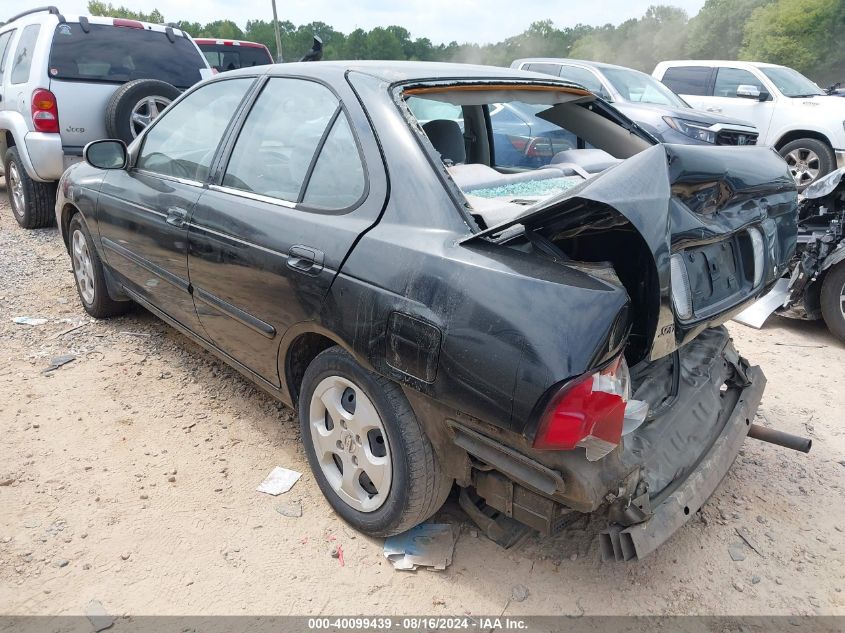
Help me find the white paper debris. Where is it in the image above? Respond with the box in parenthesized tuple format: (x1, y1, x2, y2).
(13, 317, 48, 326)
(383, 523, 456, 571)
(256, 466, 302, 496)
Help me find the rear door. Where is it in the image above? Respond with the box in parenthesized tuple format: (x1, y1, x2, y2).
(97, 77, 254, 332)
(47, 21, 208, 153)
(187, 76, 386, 386)
(658, 65, 713, 109)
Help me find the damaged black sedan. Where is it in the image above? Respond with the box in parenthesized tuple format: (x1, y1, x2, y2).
(56, 62, 803, 560)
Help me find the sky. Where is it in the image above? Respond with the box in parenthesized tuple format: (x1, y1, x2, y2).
(9, 1, 708, 44)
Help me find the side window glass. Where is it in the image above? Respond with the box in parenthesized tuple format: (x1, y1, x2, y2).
(714, 68, 765, 98)
(524, 63, 561, 77)
(137, 78, 252, 182)
(661, 66, 711, 96)
(223, 78, 338, 203)
(489, 102, 579, 169)
(302, 115, 365, 209)
(11, 24, 40, 84)
(558, 66, 608, 98)
(0, 30, 15, 76)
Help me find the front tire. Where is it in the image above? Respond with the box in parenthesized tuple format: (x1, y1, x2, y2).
(820, 262, 845, 342)
(299, 346, 452, 537)
(4, 147, 56, 229)
(68, 214, 131, 319)
(779, 138, 835, 191)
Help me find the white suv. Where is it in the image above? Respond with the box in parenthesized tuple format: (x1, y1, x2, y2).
(0, 6, 210, 228)
(654, 60, 845, 189)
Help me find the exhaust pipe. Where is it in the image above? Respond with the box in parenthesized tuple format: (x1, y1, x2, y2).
(747, 424, 812, 453)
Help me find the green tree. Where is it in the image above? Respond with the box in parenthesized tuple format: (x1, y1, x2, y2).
(741, 0, 845, 81)
(365, 27, 404, 60)
(686, 0, 773, 59)
(86, 1, 164, 23)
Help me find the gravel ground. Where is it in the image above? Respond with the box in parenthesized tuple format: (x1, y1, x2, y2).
(0, 183, 843, 616)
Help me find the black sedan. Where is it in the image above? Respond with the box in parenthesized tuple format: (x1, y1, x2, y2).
(56, 61, 800, 560)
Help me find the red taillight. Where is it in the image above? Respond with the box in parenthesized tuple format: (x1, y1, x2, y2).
(113, 18, 143, 29)
(31, 89, 59, 133)
(532, 355, 647, 460)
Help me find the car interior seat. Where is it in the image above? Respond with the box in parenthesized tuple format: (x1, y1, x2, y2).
(422, 120, 466, 165)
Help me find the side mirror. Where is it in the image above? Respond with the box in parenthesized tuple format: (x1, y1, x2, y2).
(737, 84, 769, 101)
(84, 140, 127, 170)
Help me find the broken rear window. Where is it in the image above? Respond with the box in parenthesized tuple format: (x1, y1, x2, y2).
(402, 83, 650, 229)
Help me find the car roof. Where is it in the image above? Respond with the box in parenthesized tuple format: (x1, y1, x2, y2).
(512, 57, 638, 72)
(657, 60, 784, 69)
(194, 38, 270, 49)
(221, 60, 587, 86)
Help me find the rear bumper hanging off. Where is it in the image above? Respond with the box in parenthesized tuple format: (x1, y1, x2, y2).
(599, 366, 766, 561)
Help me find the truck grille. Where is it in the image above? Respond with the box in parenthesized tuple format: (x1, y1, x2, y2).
(716, 130, 758, 146)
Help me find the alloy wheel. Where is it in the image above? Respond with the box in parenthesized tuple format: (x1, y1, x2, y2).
(308, 375, 392, 512)
(129, 96, 172, 138)
(8, 161, 25, 219)
(785, 147, 821, 187)
(839, 279, 845, 323)
(71, 229, 96, 305)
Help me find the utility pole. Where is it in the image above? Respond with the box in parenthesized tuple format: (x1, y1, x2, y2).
(271, 0, 283, 62)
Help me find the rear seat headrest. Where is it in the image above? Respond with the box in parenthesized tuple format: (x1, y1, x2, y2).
(422, 119, 466, 165)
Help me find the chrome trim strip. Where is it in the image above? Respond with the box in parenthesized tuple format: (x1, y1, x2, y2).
(208, 184, 297, 209)
(133, 168, 206, 189)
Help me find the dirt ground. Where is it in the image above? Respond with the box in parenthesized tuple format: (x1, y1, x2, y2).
(0, 184, 843, 617)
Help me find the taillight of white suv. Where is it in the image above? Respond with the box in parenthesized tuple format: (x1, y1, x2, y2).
(31, 89, 60, 133)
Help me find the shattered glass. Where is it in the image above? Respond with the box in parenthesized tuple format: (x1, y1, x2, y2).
(467, 176, 584, 200)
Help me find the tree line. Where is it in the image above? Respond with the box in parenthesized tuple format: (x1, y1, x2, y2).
(87, 0, 845, 84)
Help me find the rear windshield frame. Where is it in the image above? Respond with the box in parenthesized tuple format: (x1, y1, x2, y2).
(48, 23, 205, 89)
(198, 43, 273, 71)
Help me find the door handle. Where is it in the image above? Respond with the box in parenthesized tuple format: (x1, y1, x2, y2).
(706, 106, 722, 113)
(165, 206, 188, 227)
(287, 244, 324, 275)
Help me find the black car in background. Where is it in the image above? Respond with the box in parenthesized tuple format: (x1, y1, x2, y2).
(56, 62, 799, 560)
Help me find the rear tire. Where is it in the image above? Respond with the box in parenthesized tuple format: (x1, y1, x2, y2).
(779, 138, 835, 191)
(299, 346, 452, 537)
(68, 214, 131, 319)
(4, 147, 56, 229)
(105, 79, 181, 144)
(820, 262, 845, 343)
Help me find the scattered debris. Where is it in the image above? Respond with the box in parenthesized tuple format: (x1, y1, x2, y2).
(13, 317, 47, 326)
(384, 523, 456, 571)
(42, 354, 76, 374)
(275, 501, 302, 518)
(752, 575, 761, 584)
(728, 544, 747, 561)
(736, 527, 764, 556)
(0, 478, 14, 487)
(330, 544, 345, 566)
(119, 331, 151, 337)
(85, 599, 115, 632)
(511, 585, 529, 602)
(732, 581, 744, 593)
(256, 466, 301, 496)
(120, 552, 131, 561)
(54, 558, 69, 568)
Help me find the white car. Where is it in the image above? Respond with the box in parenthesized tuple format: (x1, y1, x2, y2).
(0, 6, 211, 228)
(653, 60, 845, 189)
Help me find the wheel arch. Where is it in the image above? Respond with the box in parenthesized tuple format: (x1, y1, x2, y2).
(59, 202, 81, 249)
(281, 326, 353, 407)
(774, 129, 833, 151)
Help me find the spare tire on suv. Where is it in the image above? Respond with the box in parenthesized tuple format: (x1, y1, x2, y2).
(105, 79, 181, 143)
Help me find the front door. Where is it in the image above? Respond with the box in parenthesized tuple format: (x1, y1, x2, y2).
(187, 77, 383, 386)
(694, 67, 776, 140)
(97, 77, 254, 331)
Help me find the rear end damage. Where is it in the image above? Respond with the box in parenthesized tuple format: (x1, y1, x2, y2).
(452, 144, 806, 559)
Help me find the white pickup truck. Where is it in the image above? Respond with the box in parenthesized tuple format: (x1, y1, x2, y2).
(653, 60, 845, 190)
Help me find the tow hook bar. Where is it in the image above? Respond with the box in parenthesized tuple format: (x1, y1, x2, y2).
(748, 424, 812, 453)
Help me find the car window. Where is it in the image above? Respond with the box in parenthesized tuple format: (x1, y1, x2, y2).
(524, 63, 561, 77)
(558, 65, 607, 97)
(713, 67, 766, 98)
(602, 67, 688, 108)
(760, 66, 823, 98)
(11, 24, 40, 84)
(660, 66, 711, 96)
(199, 44, 273, 72)
(223, 78, 338, 203)
(48, 23, 206, 89)
(489, 101, 580, 169)
(406, 97, 464, 130)
(0, 29, 16, 76)
(301, 115, 366, 209)
(137, 78, 252, 181)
